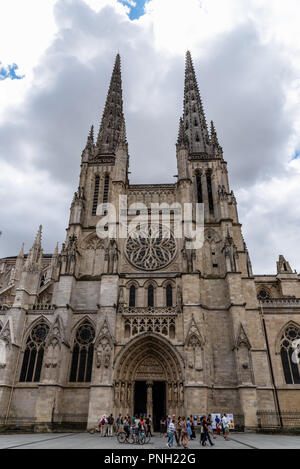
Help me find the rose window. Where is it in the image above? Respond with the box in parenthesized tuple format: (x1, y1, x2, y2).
(125, 224, 177, 271)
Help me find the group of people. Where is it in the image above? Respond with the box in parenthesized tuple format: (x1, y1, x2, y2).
(97, 413, 115, 437)
(96, 413, 152, 442)
(162, 413, 230, 448)
(119, 414, 152, 443)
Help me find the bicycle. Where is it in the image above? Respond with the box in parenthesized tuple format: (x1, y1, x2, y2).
(129, 427, 146, 445)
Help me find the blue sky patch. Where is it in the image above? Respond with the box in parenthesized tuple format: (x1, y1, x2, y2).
(118, 0, 148, 20)
(292, 150, 300, 160)
(0, 62, 25, 81)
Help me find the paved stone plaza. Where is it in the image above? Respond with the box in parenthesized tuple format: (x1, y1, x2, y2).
(0, 433, 300, 449)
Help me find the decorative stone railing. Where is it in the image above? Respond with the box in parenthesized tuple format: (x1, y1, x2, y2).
(30, 304, 56, 311)
(261, 298, 300, 307)
(124, 315, 176, 339)
(0, 304, 12, 311)
(119, 306, 181, 316)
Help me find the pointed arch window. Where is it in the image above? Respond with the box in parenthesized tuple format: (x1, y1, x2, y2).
(194, 118, 198, 127)
(129, 285, 136, 307)
(280, 325, 300, 384)
(70, 321, 95, 383)
(92, 175, 100, 216)
(206, 170, 214, 214)
(103, 175, 110, 205)
(20, 322, 50, 382)
(196, 172, 203, 204)
(166, 284, 173, 307)
(147, 285, 154, 308)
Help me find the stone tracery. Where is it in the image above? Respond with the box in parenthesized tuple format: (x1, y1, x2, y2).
(125, 224, 177, 271)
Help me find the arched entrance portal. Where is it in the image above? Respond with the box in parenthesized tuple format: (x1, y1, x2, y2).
(113, 334, 184, 431)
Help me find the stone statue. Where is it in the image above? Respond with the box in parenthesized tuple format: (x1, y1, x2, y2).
(182, 237, 196, 273)
(106, 239, 119, 274)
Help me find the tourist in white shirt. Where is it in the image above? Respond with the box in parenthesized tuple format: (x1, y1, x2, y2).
(221, 414, 229, 441)
(167, 418, 176, 448)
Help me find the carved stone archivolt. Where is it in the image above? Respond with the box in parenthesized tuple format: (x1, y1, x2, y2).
(113, 333, 184, 411)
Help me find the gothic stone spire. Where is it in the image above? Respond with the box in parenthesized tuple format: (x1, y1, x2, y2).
(183, 51, 212, 156)
(24, 225, 43, 272)
(96, 54, 125, 156)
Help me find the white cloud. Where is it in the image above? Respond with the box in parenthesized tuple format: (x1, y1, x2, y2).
(0, 0, 58, 121)
(238, 158, 300, 274)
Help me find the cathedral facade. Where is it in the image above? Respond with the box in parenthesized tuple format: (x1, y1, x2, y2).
(0, 52, 300, 432)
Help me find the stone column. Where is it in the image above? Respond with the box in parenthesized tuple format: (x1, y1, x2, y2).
(146, 381, 153, 418)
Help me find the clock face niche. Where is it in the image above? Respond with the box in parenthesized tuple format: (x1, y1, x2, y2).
(125, 223, 177, 271)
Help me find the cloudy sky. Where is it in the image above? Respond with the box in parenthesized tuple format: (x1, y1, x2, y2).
(0, 0, 300, 275)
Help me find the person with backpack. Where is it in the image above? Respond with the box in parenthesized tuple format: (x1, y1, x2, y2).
(100, 415, 108, 437)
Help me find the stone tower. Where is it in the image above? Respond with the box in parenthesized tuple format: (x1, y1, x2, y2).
(0, 52, 300, 433)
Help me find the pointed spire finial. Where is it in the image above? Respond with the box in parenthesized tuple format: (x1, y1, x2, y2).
(182, 51, 211, 155)
(96, 54, 125, 156)
(34, 225, 42, 249)
(18, 243, 24, 258)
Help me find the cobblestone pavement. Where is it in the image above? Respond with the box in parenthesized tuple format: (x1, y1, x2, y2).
(0, 432, 300, 449)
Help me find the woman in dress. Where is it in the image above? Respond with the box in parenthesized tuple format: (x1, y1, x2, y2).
(181, 417, 189, 449)
(186, 417, 192, 440)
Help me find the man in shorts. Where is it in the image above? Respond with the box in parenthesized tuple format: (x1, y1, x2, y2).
(222, 413, 229, 441)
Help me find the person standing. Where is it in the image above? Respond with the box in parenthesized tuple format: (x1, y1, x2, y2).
(107, 413, 114, 436)
(201, 416, 214, 447)
(190, 415, 195, 440)
(187, 417, 192, 440)
(215, 415, 221, 436)
(146, 415, 152, 437)
(123, 415, 130, 443)
(116, 414, 122, 434)
(160, 417, 165, 437)
(176, 417, 182, 447)
(167, 418, 176, 448)
(102, 414, 108, 437)
(222, 414, 230, 441)
(134, 415, 141, 444)
(181, 417, 189, 449)
(200, 416, 206, 446)
(207, 414, 216, 440)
